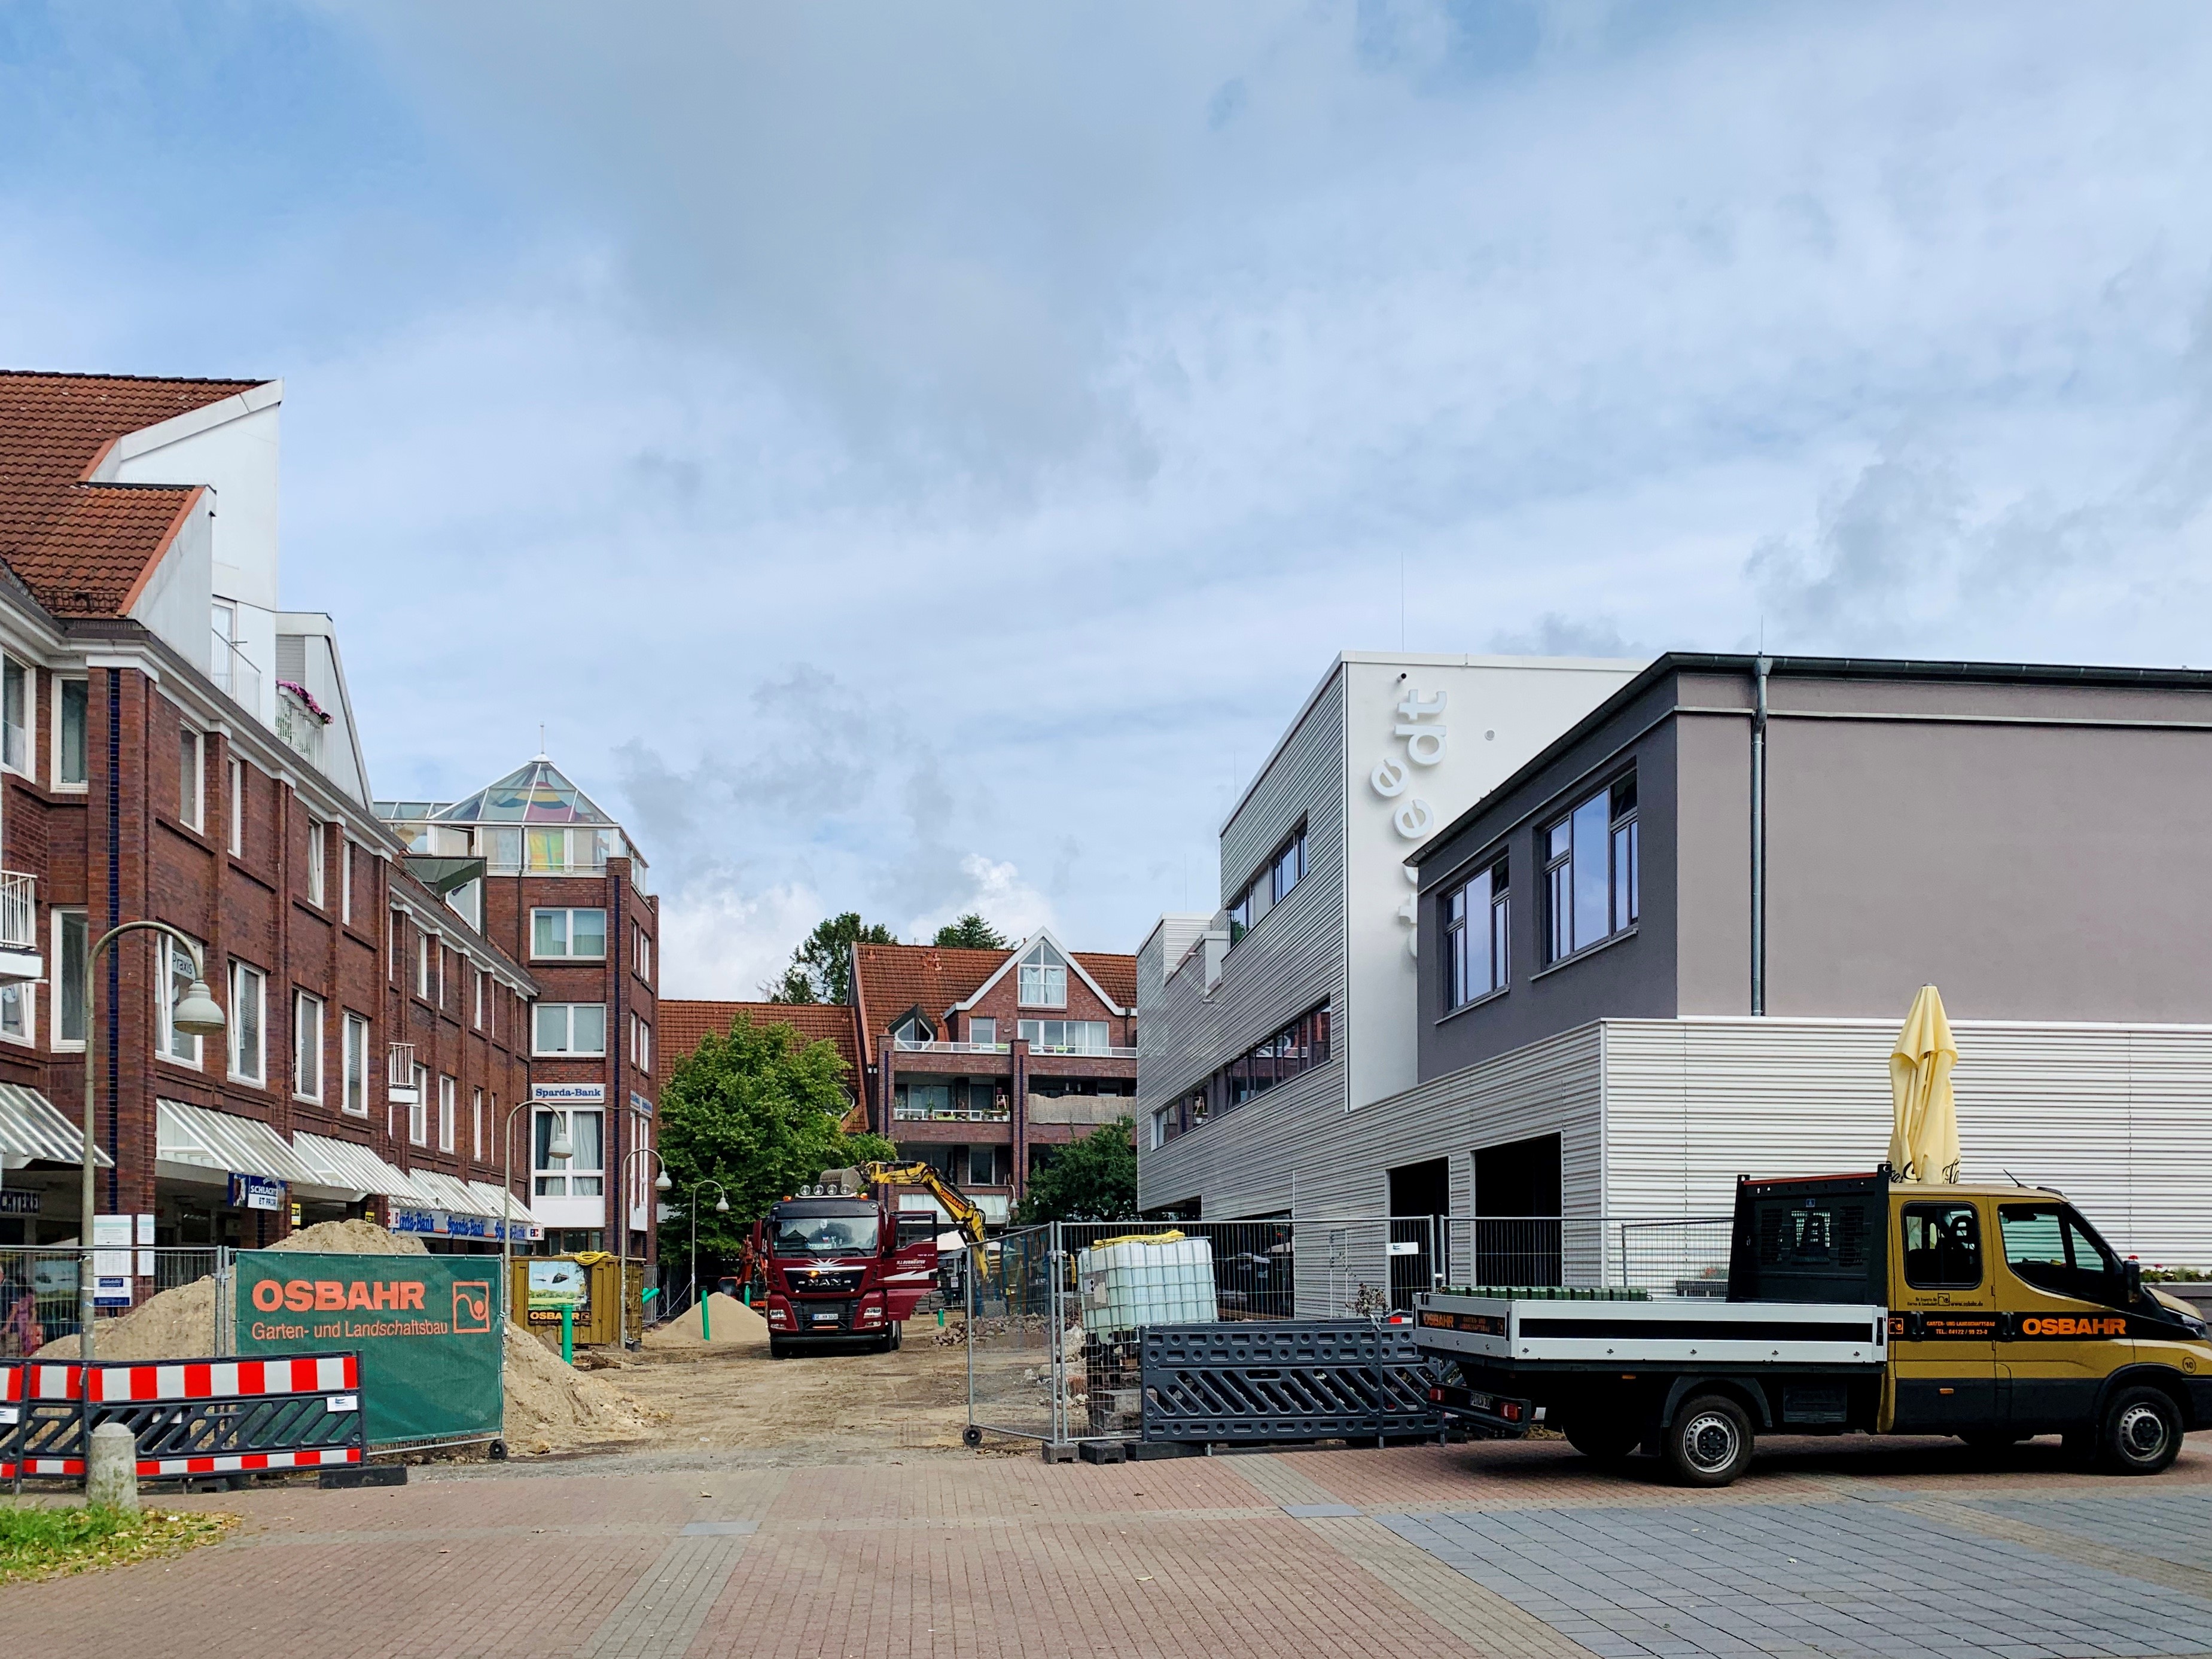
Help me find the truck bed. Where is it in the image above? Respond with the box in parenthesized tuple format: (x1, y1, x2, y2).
(1414, 1292, 1888, 1370)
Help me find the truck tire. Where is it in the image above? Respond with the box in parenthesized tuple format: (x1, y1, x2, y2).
(2095, 1386, 2182, 1475)
(890, 1321, 903, 1352)
(1663, 1394, 1753, 1487)
(1562, 1418, 1640, 1463)
(769, 1336, 790, 1361)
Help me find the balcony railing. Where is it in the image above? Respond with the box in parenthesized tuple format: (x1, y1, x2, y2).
(211, 632, 261, 713)
(892, 1103, 1013, 1123)
(0, 871, 32, 950)
(892, 1039, 1010, 1055)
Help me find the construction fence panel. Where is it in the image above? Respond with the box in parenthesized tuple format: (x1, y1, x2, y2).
(1139, 1322, 1443, 1444)
(963, 1225, 1065, 1443)
(1, 1248, 224, 1359)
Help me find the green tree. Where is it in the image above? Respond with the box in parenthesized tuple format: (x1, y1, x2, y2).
(1012, 1118, 1137, 1225)
(656, 1015, 895, 1268)
(762, 911, 894, 1004)
(931, 913, 1008, 949)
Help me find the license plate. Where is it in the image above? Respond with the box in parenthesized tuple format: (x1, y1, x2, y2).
(1463, 1390, 1496, 1412)
(812, 1312, 839, 1323)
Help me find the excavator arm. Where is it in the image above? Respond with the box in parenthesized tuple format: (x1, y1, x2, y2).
(857, 1161, 990, 1243)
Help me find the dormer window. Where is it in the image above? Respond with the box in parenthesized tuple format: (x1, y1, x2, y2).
(891, 1012, 934, 1048)
(1017, 940, 1068, 1008)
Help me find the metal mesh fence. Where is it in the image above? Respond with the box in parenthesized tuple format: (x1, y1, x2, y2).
(1, 1248, 224, 1358)
(961, 1225, 1066, 1443)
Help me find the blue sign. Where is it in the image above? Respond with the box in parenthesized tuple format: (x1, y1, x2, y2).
(227, 1172, 286, 1213)
(630, 1091, 654, 1118)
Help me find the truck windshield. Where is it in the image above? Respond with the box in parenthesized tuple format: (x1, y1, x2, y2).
(772, 1214, 879, 1257)
(1999, 1204, 2122, 1303)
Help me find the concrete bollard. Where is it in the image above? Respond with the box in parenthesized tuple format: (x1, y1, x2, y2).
(86, 1421, 139, 1512)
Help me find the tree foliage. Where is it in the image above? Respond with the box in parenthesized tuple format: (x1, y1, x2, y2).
(761, 911, 894, 1004)
(931, 912, 1009, 949)
(656, 1015, 894, 1266)
(1012, 1118, 1137, 1225)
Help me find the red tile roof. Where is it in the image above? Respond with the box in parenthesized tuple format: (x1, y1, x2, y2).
(850, 940, 1140, 1064)
(657, 1001, 863, 1100)
(1074, 952, 1137, 1011)
(0, 371, 261, 616)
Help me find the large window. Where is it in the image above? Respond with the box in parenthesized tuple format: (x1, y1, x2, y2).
(1445, 856, 1510, 1010)
(294, 991, 324, 1101)
(1228, 826, 1306, 945)
(342, 1013, 370, 1116)
(532, 907, 607, 959)
(1543, 774, 1637, 965)
(1016, 940, 1068, 1007)
(228, 960, 266, 1084)
(56, 678, 86, 788)
(535, 1002, 608, 1056)
(1018, 1018, 1109, 1054)
(1, 656, 27, 774)
(1218, 1004, 1333, 1111)
(535, 1108, 604, 1197)
(157, 934, 205, 1066)
(53, 908, 87, 1048)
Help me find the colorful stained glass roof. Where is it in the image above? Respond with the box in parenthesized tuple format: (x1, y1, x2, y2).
(432, 758, 618, 827)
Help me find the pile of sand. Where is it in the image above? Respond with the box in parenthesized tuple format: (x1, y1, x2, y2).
(33, 1222, 656, 1453)
(641, 1291, 766, 1349)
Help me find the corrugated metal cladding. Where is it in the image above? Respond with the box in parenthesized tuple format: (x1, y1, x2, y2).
(1603, 1017, 2212, 1264)
(1137, 670, 1349, 1136)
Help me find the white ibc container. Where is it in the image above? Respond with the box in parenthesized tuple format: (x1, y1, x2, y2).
(1077, 1235, 1218, 1337)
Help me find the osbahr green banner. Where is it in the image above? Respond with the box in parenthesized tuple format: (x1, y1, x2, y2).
(235, 1251, 502, 1445)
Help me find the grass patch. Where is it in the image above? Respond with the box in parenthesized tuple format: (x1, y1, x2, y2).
(0, 1504, 236, 1584)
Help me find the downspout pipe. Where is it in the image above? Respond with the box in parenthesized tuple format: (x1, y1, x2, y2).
(1751, 655, 1772, 1016)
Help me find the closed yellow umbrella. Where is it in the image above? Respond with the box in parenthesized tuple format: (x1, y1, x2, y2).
(1888, 984, 1960, 1182)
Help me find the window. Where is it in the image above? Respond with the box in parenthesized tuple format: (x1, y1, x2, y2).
(532, 908, 607, 959)
(535, 1002, 608, 1056)
(535, 1108, 603, 1197)
(56, 678, 86, 788)
(1998, 1204, 2123, 1303)
(1544, 774, 1637, 964)
(1017, 939, 1068, 1007)
(630, 1013, 653, 1071)
(1018, 1018, 1109, 1054)
(178, 727, 203, 830)
(473, 969, 486, 1030)
(342, 1013, 370, 1116)
(1211, 1004, 1332, 1112)
(525, 828, 565, 873)
(438, 1075, 456, 1152)
(294, 992, 324, 1101)
(305, 820, 326, 905)
(1227, 826, 1306, 945)
(1, 656, 26, 775)
(472, 1087, 485, 1161)
(157, 935, 205, 1066)
(968, 1017, 997, 1046)
(1446, 857, 1510, 1010)
(1902, 1203, 1983, 1290)
(340, 842, 354, 923)
(416, 931, 434, 1000)
(227, 757, 245, 855)
(634, 922, 653, 982)
(408, 1063, 428, 1145)
(228, 960, 266, 1084)
(0, 979, 30, 1045)
(53, 908, 86, 1048)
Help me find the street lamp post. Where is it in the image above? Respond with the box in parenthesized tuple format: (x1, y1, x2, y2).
(499, 1092, 571, 1347)
(688, 1181, 729, 1337)
(616, 1145, 672, 1349)
(80, 923, 226, 1361)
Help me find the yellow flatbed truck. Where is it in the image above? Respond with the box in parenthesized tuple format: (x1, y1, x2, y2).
(1413, 1172, 2212, 1486)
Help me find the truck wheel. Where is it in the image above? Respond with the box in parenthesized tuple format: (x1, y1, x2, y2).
(769, 1337, 790, 1361)
(1562, 1419, 1640, 1463)
(2096, 1386, 2181, 1475)
(890, 1322, 903, 1352)
(1664, 1394, 1753, 1487)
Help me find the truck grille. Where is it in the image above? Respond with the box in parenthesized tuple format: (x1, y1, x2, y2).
(787, 1267, 864, 1295)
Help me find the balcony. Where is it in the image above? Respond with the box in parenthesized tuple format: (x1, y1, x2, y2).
(892, 1038, 1010, 1056)
(1026, 1042, 1139, 1059)
(892, 1102, 1013, 1123)
(211, 631, 261, 714)
(0, 871, 39, 981)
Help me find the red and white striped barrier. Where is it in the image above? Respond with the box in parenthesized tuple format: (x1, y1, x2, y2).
(23, 1353, 358, 1404)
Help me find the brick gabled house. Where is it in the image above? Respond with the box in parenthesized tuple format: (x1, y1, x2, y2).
(656, 1001, 865, 1123)
(0, 371, 538, 1318)
(850, 932, 1137, 1228)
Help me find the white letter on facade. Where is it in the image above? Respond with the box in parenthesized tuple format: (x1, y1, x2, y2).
(1370, 756, 1409, 798)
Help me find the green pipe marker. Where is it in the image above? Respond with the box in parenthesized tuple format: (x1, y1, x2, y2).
(560, 1303, 574, 1366)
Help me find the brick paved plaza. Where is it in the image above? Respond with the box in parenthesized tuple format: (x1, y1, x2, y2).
(5, 1435, 2211, 1659)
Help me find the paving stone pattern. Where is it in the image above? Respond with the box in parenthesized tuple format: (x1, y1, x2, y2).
(1965, 1490, 2212, 1571)
(1384, 1497, 2212, 1659)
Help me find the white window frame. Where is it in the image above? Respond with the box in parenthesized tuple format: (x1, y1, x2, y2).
(228, 960, 266, 1085)
(52, 674, 87, 792)
(473, 968, 486, 1030)
(1016, 941, 1068, 1008)
(177, 724, 203, 831)
(294, 990, 324, 1102)
(51, 907, 87, 1051)
(407, 1063, 428, 1145)
(227, 756, 245, 856)
(438, 1074, 456, 1152)
(340, 838, 354, 923)
(156, 932, 206, 1068)
(471, 1086, 485, 1162)
(1, 655, 32, 779)
(534, 1002, 608, 1057)
(342, 1011, 370, 1117)
(0, 977, 33, 1048)
(416, 930, 434, 1001)
(305, 819, 326, 906)
(535, 1106, 604, 1197)
(531, 907, 608, 960)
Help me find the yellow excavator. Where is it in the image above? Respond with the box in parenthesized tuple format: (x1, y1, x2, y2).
(854, 1161, 989, 1245)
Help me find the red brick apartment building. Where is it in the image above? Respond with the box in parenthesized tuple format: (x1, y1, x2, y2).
(0, 372, 544, 1302)
(379, 759, 657, 1257)
(852, 934, 1137, 1228)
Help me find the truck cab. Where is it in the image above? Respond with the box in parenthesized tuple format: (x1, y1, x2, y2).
(752, 1193, 937, 1358)
(1415, 1172, 2211, 1486)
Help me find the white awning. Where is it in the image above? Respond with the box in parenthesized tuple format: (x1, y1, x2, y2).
(466, 1179, 540, 1228)
(409, 1169, 496, 1218)
(292, 1131, 433, 1203)
(0, 1083, 112, 1169)
(157, 1099, 321, 1188)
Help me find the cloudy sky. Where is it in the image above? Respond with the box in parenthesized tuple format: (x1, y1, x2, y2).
(7, 3, 2212, 993)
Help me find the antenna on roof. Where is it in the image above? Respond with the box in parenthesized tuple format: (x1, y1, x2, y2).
(537, 723, 548, 762)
